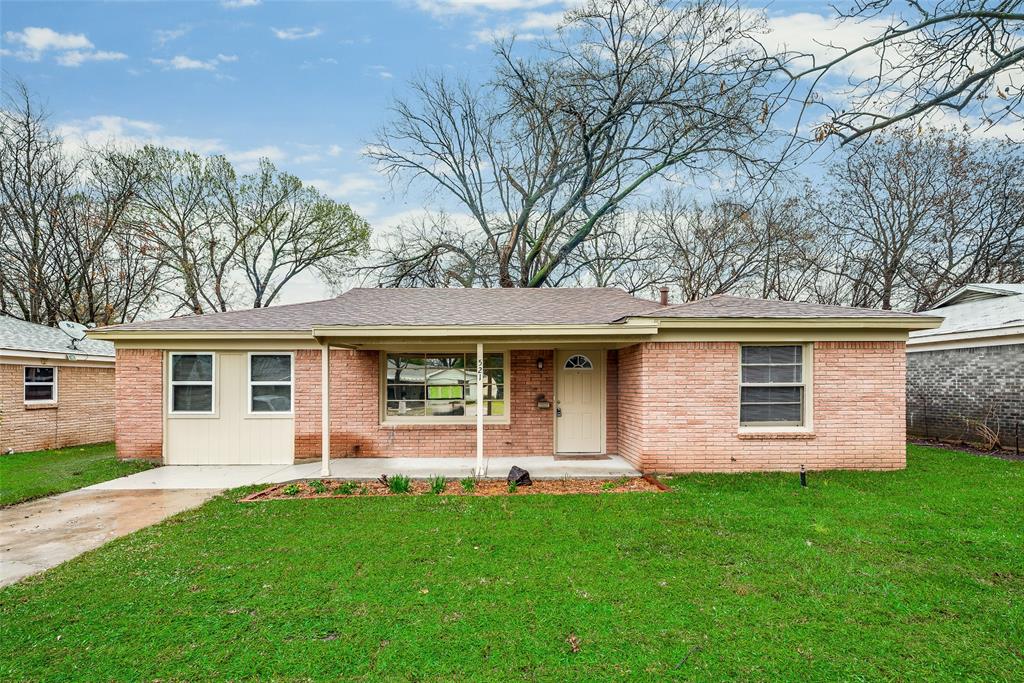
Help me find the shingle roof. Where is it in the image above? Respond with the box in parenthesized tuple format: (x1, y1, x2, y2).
(627, 294, 927, 320)
(0, 316, 115, 357)
(97, 288, 662, 331)
(911, 285, 1024, 340)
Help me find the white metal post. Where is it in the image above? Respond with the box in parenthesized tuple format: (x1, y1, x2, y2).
(476, 342, 484, 477)
(320, 344, 330, 477)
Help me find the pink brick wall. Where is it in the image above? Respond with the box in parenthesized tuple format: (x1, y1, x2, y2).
(294, 349, 322, 458)
(605, 349, 619, 457)
(326, 348, 555, 457)
(0, 362, 114, 453)
(616, 341, 907, 473)
(114, 349, 163, 461)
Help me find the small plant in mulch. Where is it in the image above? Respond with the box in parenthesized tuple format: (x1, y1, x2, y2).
(282, 484, 300, 496)
(308, 480, 328, 494)
(428, 475, 447, 495)
(335, 481, 360, 495)
(601, 476, 631, 492)
(460, 477, 476, 493)
(507, 481, 518, 494)
(379, 474, 412, 494)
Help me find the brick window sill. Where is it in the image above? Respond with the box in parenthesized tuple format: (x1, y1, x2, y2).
(382, 422, 512, 431)
(24, 403, 58, 411)
(736, 431, 816, 441)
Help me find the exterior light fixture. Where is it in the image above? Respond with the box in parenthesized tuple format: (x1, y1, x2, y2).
(536, 358, 544, 370)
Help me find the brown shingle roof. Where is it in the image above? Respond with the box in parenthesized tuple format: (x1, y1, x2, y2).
(626, 294, 926, 319)
(99, 288, 661, 331)
(95, 289, 933, 334)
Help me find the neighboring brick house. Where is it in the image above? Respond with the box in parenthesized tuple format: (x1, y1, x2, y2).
(907, 283, 1024, 450)
(0, 316, 115, 453)
(89, 288, 939, 474)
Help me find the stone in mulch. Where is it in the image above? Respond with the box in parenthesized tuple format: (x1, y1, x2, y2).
(240, 476, 668, 502)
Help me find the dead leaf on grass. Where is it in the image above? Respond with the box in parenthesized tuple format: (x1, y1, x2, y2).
(566, 633, 581, 653)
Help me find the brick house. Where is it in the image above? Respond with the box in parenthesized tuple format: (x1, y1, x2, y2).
(907, 283, 1024, 449)
(1, 316, 115, 453)
(89, 288, 940, 474)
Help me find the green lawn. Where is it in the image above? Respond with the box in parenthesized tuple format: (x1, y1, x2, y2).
(0, 442, 153, 506)
(1, 445, 1021, 681)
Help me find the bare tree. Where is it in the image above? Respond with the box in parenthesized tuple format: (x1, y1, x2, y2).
(0, 83, 159, 324)
(357, 212, 497, 289)
(807, 127, 1023, 310)
(786, 1, 1024, 144)
(224, 160, 370, 308)
(368, 0, 784, 288)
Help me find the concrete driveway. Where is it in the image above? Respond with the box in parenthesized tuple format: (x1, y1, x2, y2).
(0, 488, 216, 587)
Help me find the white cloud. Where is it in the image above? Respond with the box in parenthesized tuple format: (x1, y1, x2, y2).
(3, 26, 92, 52)
(764, 12, 893, 80)
(471, 27, 542, 44)
(55, 115, 224, 158)
(221, 0, 261, 8)
(272, 27, 324, 40)
(415, 0, 565, 16)
(150, 53, 236, 71)
(369, 64, 394, 79)
(327, 144, 344, 157)
(154, 27, 189, 46)
(308, 173, 383, 199)
(55, 49, 127, 67)
(228, 145, 288, 171)
(2, 26, 126, 67)
(519, 10, 563, 30)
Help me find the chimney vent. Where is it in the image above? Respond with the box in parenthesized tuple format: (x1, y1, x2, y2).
(659, 287, 669, 306)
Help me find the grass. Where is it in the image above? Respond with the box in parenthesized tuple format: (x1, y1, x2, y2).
(0, 442, 153, 506)
(1, 445, 1021, 680)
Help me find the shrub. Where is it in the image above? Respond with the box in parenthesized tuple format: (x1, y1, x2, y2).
(308, 480, 327, 494)
(282, 484, 300, 497)
(335, 481, 359, 495)
(428, 475, 447, 495)
(460, 477, 476, 493)
(387, 474, 412, 494)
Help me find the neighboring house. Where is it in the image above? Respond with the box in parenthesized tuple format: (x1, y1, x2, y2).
(88, 288, 939, 473)
(0, 316, 116, 453)
(907, 283, 1024, 449)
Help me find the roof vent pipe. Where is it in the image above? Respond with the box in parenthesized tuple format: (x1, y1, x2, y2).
(659, 287, 669, 306)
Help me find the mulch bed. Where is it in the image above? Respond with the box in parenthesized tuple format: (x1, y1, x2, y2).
(240, 475, 669, 502)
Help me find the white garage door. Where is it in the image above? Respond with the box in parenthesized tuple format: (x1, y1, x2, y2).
(165, 351, 294, 465)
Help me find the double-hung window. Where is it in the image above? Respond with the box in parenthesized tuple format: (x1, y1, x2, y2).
(249, 353, 292, 414)
(739, 345, 807, 427)
(170, 353, 215, 414)
(385, 352, 506, 422)
(24, 366, 56, 403)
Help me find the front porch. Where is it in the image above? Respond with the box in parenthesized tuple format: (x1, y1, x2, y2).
(90, 454, 641, 490)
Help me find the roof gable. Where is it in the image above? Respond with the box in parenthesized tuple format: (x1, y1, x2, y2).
(930, 283, 1024, 309)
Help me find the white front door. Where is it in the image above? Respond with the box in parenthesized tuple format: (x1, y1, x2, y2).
(555, 350, 603, 454)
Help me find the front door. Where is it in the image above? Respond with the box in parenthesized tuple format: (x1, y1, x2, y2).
(555, 350, 603, 454)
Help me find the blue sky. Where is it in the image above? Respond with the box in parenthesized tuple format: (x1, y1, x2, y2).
(4, 0, 1001, 302)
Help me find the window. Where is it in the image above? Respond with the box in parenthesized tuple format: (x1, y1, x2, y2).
(170, 353, 214, 413)
(24, 366, 56, 403)
(249, 353, 292, 413)
(385, 352, 506, 421)
(563, 354, 593, 370)
(740, 345, 806, 427)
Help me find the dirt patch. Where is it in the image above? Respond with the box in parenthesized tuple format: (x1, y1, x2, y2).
(911, 439, 1024, 462)
(240, 475, 668, 502)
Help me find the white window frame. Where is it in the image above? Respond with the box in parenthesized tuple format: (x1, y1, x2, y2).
(168, 352, 216, 415)
(247, 352, 294, 417)
(24, 365, 57, 404)
(380, 350, 511, 425)
(738, 343, 813, 432)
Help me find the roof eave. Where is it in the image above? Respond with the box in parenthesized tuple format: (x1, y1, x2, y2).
(86, 329, 316, 341)
(635, 316, 944, 331)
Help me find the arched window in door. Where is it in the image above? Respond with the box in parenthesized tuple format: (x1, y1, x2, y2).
(563, 354, 593, 370)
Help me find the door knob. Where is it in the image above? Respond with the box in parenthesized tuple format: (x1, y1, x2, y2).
(556, 407, 562, 417)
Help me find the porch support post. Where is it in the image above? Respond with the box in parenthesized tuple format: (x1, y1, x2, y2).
(476, 342, 484, 477)
(320, 344, 330, 477)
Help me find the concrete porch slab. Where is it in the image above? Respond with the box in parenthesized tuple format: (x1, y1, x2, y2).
(84, 455, 641, 490)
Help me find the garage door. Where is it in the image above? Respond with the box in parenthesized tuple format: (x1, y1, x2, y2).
(165, 351, 294, 465)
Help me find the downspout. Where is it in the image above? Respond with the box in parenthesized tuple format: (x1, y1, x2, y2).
(476, 342, 484, 477)
(320, 343, 330, 477)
